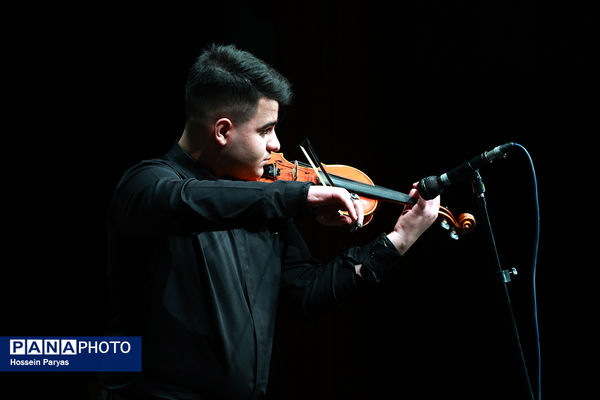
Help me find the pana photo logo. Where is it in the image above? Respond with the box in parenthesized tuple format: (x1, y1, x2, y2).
(0, 336, 141, 371)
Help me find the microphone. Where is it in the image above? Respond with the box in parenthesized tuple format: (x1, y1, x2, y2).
(417, 143, 515, 200)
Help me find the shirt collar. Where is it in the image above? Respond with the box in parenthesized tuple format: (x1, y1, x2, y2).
(166, 140, 216, 180)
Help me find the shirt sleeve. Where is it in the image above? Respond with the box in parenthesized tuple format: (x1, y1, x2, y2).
(110, 160, 313, 236)
(280, 222, 403, 316)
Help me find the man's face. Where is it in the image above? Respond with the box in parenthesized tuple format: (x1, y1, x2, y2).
(221, 97, 281, 181)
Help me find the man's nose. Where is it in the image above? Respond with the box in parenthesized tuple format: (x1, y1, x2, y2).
(267, 131, 280, 152)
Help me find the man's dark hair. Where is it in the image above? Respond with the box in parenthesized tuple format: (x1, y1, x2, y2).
(185, 44, 293, 126)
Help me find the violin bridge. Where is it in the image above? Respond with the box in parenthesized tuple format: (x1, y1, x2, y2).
(293, 160, 298, 181)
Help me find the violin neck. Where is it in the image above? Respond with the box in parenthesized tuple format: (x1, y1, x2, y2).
(328, 174, 417, 206)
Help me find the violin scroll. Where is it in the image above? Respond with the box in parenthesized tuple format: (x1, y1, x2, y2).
(438, 207, 476, 240)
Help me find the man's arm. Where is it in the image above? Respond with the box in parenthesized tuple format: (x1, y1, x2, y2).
(110, 161, 313, 236)
(281, 184, 439, 315)
(386, 183, 440, 255)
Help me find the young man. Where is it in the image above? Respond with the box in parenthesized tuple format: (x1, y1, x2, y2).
(100, 44, 439, 400)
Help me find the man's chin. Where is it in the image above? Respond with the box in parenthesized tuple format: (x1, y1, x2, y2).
(253, 168, 265, 181)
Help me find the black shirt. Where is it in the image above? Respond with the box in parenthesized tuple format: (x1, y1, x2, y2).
(100, 142, 402, 399)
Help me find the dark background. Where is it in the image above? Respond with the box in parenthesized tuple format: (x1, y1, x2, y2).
(3, 0, 596, 399)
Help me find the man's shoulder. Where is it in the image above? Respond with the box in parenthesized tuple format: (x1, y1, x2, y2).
(113, 155, 186, 192)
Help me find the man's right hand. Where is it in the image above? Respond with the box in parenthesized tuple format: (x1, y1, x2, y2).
(306, 185, 364, 228)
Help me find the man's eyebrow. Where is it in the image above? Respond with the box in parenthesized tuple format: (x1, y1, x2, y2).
(257, 120, 278, 130)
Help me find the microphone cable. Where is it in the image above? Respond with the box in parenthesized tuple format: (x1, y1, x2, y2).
(513, 143, 542, 400)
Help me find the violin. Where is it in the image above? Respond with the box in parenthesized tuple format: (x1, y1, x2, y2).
(259, 152, 476, 239)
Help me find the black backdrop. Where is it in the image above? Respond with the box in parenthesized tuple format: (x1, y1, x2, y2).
(3, 1, 597, 399)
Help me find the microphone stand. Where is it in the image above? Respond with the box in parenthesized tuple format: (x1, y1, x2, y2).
(470, 169, 535, 400)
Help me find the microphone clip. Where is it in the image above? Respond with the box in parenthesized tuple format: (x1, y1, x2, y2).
(471, 169, 486, 198)
(498, 267, 519, 284)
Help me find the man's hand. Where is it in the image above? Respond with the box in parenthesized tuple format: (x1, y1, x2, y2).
(306, 185, 364, 228)
(386, 183, 440, 255)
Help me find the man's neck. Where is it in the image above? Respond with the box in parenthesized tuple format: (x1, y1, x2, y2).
(178, 125, 225, 177)
(178, 127, 203, 161)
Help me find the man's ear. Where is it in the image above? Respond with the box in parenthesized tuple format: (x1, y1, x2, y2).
(213, 118, 233, 146)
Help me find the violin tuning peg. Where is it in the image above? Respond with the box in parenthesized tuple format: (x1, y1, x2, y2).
(449, 229, 459, 240)
(440, 219, 450, 230)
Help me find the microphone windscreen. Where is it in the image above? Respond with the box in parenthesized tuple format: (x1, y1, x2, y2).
(417, 176, 443, 200)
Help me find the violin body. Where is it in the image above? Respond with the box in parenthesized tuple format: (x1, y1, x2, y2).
(260, 152, 475, 239)
(260, 152, 379, 223)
